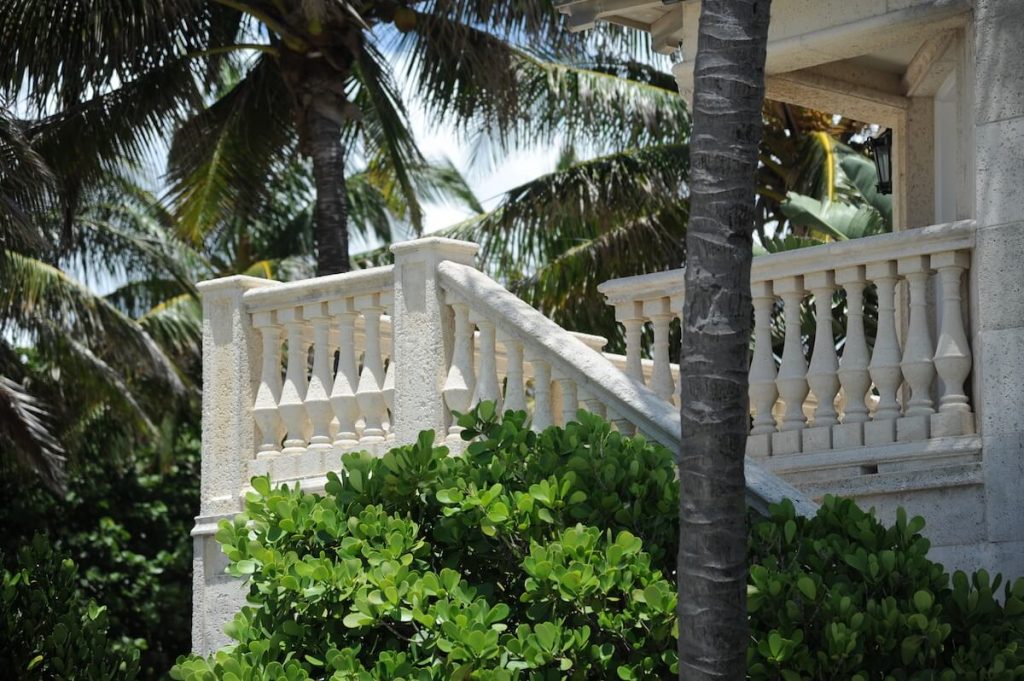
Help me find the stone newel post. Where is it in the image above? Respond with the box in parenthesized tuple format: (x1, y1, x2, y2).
(192, 275, 279, 654)
(390, 238, 479, 444)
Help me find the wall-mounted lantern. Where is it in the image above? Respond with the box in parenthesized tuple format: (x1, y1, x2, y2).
(869, 128, 893, 195)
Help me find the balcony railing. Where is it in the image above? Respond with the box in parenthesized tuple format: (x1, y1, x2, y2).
(599, 219, 977, 459)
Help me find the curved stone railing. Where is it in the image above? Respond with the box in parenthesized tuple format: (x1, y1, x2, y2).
(599, 220, 978, 458)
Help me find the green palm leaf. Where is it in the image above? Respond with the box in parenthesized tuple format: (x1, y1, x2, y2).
(166, 54, 295, 245)
(0, 106, 54, 253)
(0, 0, 206, 109)
(447, 143, 689, 273)
(399, 14, 686, 153)
(1, 251, 187, 397)
(352, 41, 426, 234)
(0, 346, 66, 493)
(26, 58, 202, 231)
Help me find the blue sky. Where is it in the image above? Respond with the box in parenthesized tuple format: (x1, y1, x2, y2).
(409, 104, 563, 235)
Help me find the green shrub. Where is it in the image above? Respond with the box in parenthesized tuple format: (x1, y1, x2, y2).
(173, 405, 1024, 679)
(0, 424, 200, 679)
(1, 534, 141, 680)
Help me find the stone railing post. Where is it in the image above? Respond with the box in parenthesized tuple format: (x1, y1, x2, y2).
(390, 237, 479, 444)
(192, 275, 279, 654)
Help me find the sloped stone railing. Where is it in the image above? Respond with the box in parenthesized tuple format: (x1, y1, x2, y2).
(598, 220, 977, 459)
(432, 257, 811, 516)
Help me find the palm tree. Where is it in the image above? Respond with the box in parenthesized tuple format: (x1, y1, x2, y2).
(446, 52, 885, 357)
(0, 169, 193, 491)
(0, 0, 583, 276)
(1, 95, 478, 489)
(676, 0, 772, 679)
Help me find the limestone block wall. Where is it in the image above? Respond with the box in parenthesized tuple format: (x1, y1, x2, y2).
(974, 0, 1024, 580)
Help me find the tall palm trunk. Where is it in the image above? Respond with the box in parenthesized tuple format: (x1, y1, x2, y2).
(677, 0, 772, 679)
(307, 108, 350, 275)
(283, 51, 353, 275)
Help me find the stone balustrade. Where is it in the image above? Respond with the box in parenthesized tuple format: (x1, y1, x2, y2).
(234, 273, 655, 484)
(598, 270, 685, 406)
(194, 236, 816, 653)
(599, 220, 977, 458)
(243, 267, 397, 483)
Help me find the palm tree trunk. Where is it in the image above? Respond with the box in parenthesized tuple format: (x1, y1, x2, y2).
(306, 107, 350, 275)
(282, 48, 354, 276)
(677, 0, 772, 679)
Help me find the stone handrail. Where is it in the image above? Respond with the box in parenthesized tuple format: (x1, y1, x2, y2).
(435, 259, 816, 517)
(598, 219, 977, 459)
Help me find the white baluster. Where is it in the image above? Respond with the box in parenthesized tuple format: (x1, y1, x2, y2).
(529, 358, 553, 432)
(899, 257, 936, 413)
(930, 251, 974, 437)
(473, 317, 502, 411)
(747, 281, 777, 458)
(554, 370, 578, 425)
(606, 404, 634, 435)
(328, 298, 359, 448)
(804, 271, 839, 451)
(834, 266, 871, 449)
(252, 311, 282, 458)
(896, 256, 935, 442)
(773, 276, 808, 455)
(381, 295, 395, 439)
(617, 302, 646, 385)
(303, 303, 333, 453)
(578, 385, 606, 418)
(500, 334, 526, 413)
(355, 295, 387, 444)
(646, 297, 676, 403)
(277, 307, 310, 455)
(866, 261, 903, 445)
(442, 300, 475, 437)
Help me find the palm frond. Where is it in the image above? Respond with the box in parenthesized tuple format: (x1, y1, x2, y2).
(166, 54, 296, 245)
(504, 51, 688, 152)
(0, 346, 66, 493)
(347, 156, 483, 245)
(67, 175, 207, 292)
(0, 106, 55, 253)
(57, 333, 162, 440)
(346, 171, 398, 245)
(512, 206, 687, 344)
(397, 9, 520, 141)
(399, 14, 687, 154)
(409, 157, 484, 214)
(418, 0, 573, 48)
(352, 41, 426, 234)
(1, 251, 188, 397)
(0, 0, 208, 110)
(105, 279, 195, 320)
(138, 294, 202, 373)
(446, 143, 689, 273)
(26, 58, 204, 234)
